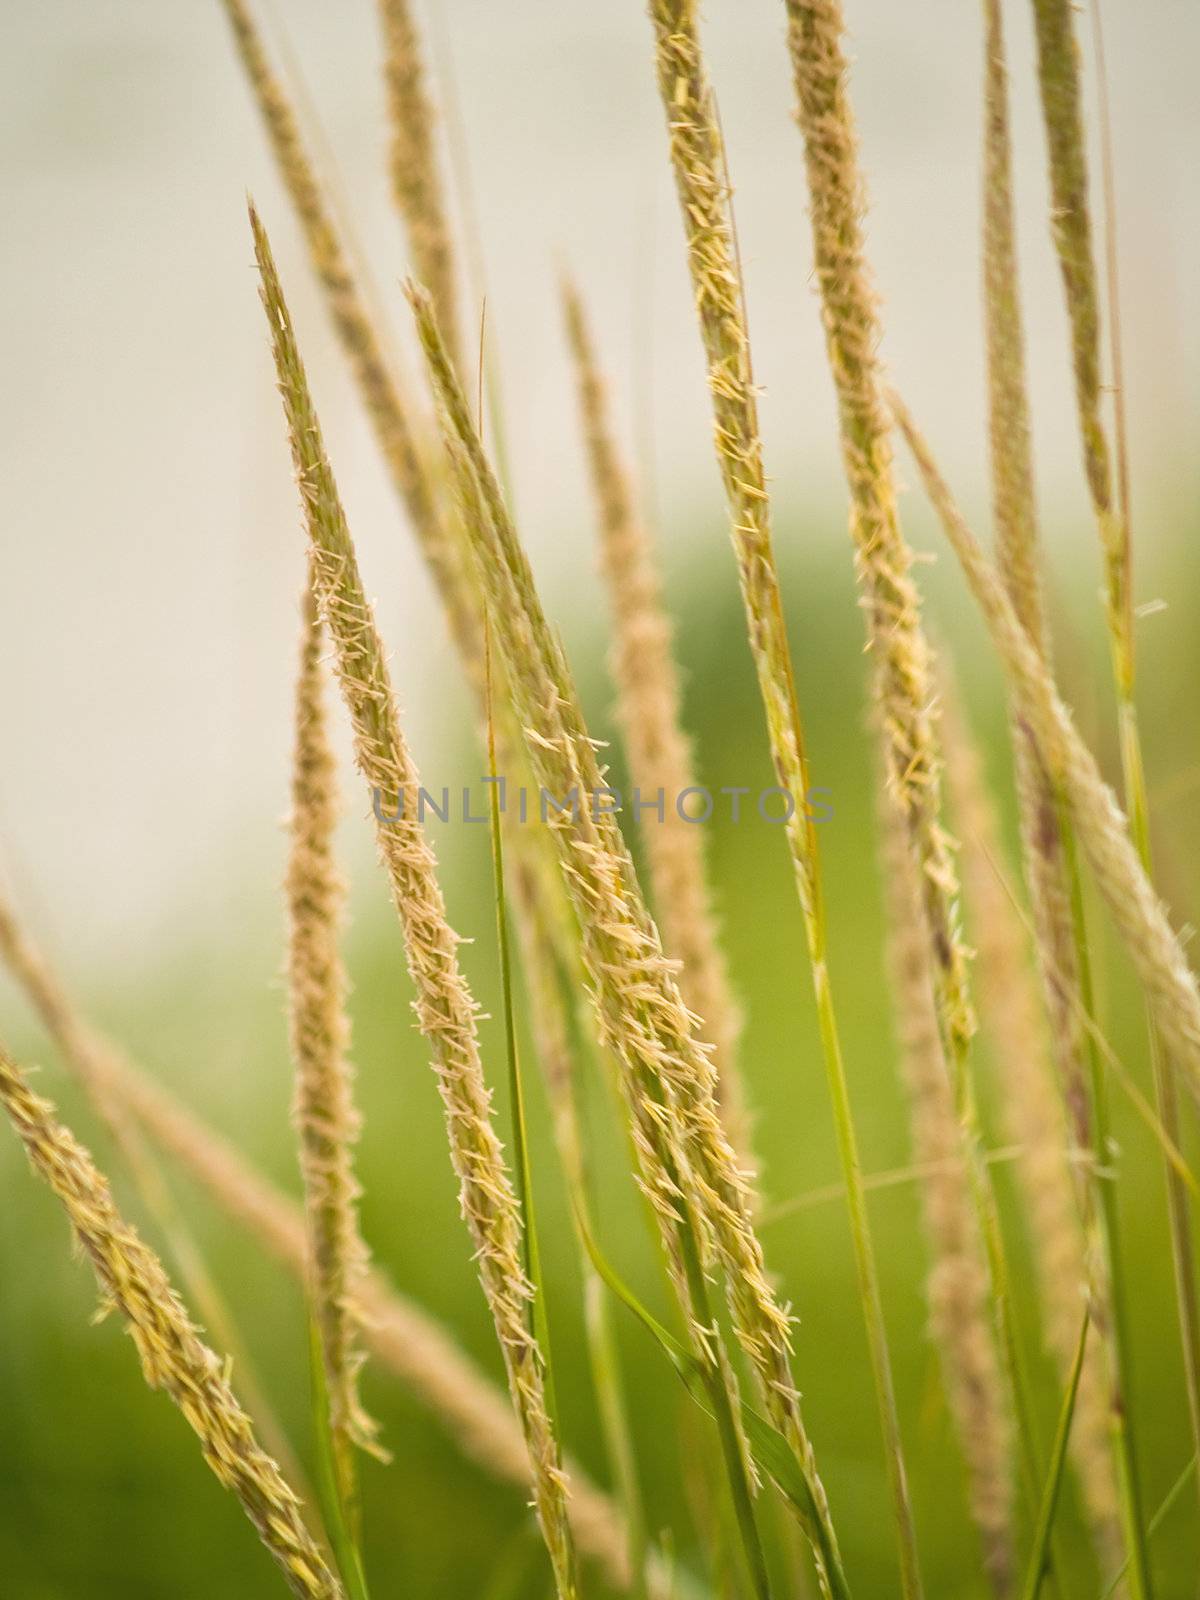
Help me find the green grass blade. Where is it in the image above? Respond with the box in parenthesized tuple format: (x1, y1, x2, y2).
(484, 633, 561, 1433)
(1100, 1454, 1197, 1599)
(307, 1316, 372, 1600)
(574, 1197, 860, 1599)
(738, 1404, 850, 1600)
(571, 1193, 698, 1383)
(572, 1198, 772, 1595)
(1021, 1306, 1090, 1600)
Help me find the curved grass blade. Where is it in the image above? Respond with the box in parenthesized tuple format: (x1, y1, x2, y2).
(573, 1200, 772, 1596)
(308, 1317, 372, 1600)
(574, 1203, 851, 1600)
(572, 1198, 697, 1384)
(1021, 1307, 1090, 1600)
(737, 1405, 849, 1600)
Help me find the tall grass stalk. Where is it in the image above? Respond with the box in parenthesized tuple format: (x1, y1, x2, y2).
(1029, 0, 1200, 1526)
(562, 277, 753, 1178)
(976, 11, 1132, 1574)
(644, 7, 919, 1588)
(782, 0, 1053, 1541)
(410, 281, 841, 1598)
(253, 207, 579, 1600)
(1102, 1460, 1199, 1600)
(0, 1037, 344, 1600)
(287, 581, 383, 1510)
(1022, 1311, 1091, 1600)
(877, 760, 1015, 1593)
(483, 637, 559, 1423)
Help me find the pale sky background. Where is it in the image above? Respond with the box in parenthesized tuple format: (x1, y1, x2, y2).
(1, 0, 1196, 973)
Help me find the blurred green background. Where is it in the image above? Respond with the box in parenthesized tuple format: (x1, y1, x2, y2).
(3, 0, 1199, 1595)
(3, 507, 1200, 1596)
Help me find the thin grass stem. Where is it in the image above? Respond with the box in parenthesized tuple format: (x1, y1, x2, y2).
(1022, 1310, 1091, 1600)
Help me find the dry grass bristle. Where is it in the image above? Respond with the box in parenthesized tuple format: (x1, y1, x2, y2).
(644, 9, 918, 1583)
(981, 0, 1092, 1166)
(784, 0, 974, 1066)
(645, 0, 824, 945)
(409, 276, 846, 1589)
(1029, 0, 1127, 665)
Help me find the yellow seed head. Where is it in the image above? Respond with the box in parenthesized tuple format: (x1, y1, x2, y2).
(0, 1040, 343, 1600)
(287, 579, 384, 1469)
(378, 0, 462, 373)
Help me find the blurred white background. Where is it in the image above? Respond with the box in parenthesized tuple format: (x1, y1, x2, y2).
(1, 0, 1196, 968)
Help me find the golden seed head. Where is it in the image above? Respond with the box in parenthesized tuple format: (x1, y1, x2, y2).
(0, 1039, 343, 1600)
(287, 579, 384, 1468)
